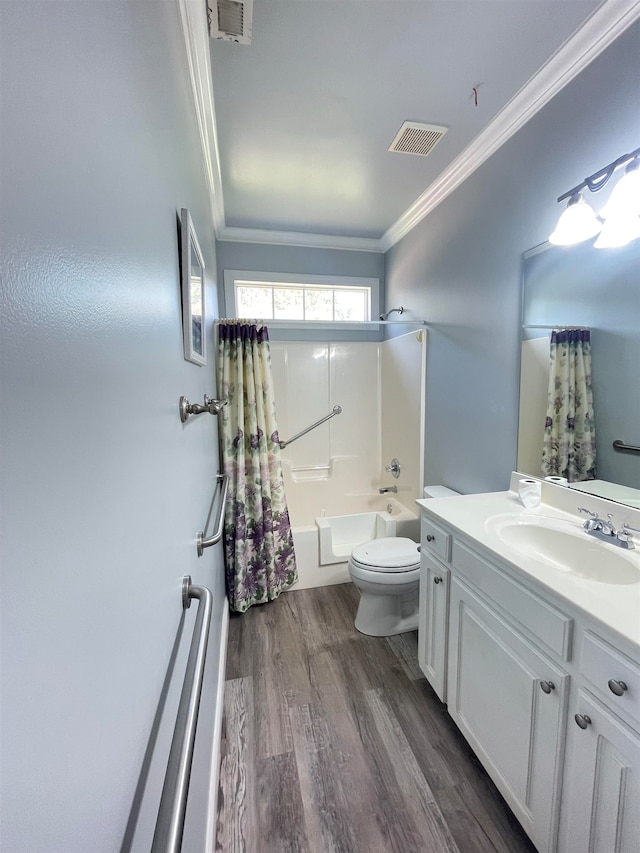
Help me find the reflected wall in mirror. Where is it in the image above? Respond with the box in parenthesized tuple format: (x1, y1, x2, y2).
(180, 208, 206, 366)
(517, 237, 640, 508)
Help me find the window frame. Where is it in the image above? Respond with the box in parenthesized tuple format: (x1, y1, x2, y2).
(223, 270, 380, 328)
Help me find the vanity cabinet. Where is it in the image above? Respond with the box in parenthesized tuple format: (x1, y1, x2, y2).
(418, 514, 452, 702)
(418, 501, 640, 853)
(559, 630, 640, 853)
(448, 578, 568, 853)
(418, 518, 571, 852)
(560, 689, 640, 853)
(417, 553, 449, 702)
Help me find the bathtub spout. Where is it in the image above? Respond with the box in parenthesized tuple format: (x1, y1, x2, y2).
(379, 486, 398, 494)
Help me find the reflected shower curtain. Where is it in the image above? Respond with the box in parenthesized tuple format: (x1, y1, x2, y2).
(541, 329, 597, 482)
(217, 321, 298, 612)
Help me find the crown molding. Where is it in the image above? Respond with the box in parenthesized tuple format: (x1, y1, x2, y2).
(217, 225, 383, 252)
(177, 0, 226, 233)
(180, 0, 640, 256)
(380, 0, 640, 252)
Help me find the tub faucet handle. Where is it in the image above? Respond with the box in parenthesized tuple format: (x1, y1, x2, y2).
(385, 458, 401, 479)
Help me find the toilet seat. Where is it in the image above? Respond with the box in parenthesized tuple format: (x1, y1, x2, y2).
(350, 537, 420, 573)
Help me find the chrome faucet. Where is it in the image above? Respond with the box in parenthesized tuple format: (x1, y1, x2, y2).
(379, 486, 398, 494)
(385, 458, 401, 479)
(577, 508, 635, 550)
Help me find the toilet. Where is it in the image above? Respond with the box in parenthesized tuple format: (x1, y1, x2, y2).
(348, 485, 460, 636)
(349, 537, 421, 636)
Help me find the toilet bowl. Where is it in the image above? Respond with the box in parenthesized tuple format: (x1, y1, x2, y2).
(348, 537, 421, 636)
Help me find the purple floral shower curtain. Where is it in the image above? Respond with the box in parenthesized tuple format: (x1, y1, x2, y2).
(217, 321, 298, 612)
(541, 328, 597, 482)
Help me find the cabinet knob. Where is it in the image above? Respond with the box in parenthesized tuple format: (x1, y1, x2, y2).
(434, 576, 442, 584)
(607, 679, 628, 696)
(574, 714, 592, 730)
(540, 680, 555, 694)
(426, 534, 435, 542)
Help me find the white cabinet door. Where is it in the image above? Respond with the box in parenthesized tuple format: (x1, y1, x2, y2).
(448, 578, 568, 853)
(418, 554, 449, 702)
(560, 689, 640, 853)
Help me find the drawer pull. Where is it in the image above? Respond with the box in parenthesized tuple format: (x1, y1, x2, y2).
(575, 714, 592, 730)
(426, 534, 435, 542)
(434, 576, 442, 584)
(608, 679, 628, 696)
(540, 680, 555, 694)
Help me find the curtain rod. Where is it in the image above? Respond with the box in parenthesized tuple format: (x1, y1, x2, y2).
(522, 324, 591, 330)
(215, 318, 429, 327)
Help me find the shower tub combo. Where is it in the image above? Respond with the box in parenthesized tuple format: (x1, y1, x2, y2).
(271, 334, 426, 590)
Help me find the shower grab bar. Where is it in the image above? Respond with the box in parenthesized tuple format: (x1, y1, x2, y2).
(613, 439, 640, 453)
(151, 575, 213, 853)
(278, 405, 342, 450)
(197, 473, 228, 556)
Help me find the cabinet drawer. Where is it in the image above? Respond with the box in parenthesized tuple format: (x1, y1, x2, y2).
(581, 631, 640, 727)
(452, 540, 573, 660)
(421, 515, 451, 563)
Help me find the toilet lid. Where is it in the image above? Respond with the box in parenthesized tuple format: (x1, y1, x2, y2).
(351, 537, 420, 572)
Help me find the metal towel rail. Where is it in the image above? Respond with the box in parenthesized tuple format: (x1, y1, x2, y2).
(613, 439, 640, 453)
(197, 473, 229, 557)
(151, 575, 212, 853)
(278, 405, 342, 449)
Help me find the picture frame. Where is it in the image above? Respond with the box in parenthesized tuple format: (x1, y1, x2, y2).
(180, 208, 206, 366)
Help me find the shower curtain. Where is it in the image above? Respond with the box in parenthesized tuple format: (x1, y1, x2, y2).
(541, 328, 597, 482)
(217, 321, 298, 612)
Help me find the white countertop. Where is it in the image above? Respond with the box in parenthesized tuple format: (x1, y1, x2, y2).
(416, 490, 640, 651)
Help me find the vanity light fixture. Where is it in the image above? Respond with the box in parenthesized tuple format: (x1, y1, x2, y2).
(549, 146, 640, 248)
(549, 194, 601, 246)
(594, 208, 640, 248)
(595, 156, 640, 248)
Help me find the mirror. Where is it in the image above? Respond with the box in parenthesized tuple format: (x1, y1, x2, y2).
(518, 237, 640, 508)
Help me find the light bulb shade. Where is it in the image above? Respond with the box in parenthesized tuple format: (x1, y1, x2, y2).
(549, 195, 601, 245)
(593, 213, 640, 249)
(599, 163, 640, 219)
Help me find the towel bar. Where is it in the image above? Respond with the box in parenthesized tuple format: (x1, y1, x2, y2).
(613, 439, 640, 453)
(279, 405, 342, 450)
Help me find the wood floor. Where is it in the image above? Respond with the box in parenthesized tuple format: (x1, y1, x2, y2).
(215, 583, 537, 853)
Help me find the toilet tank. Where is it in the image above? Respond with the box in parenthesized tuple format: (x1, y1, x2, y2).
(423, 485, 460, 499)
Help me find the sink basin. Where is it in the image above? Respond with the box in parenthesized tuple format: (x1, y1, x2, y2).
(485, 515, 640, 585)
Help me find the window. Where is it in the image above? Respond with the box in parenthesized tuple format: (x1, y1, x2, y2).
(224, 271, 379, 324)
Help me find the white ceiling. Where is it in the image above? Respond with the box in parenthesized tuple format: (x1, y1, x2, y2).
(200, 0, 639, 251)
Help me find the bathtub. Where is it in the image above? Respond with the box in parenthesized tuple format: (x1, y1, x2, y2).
(290, 495, 420, 590)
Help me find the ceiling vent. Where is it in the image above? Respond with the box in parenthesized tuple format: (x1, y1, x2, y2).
(208, 0, 253, 44)
(388, 121, 448, 157)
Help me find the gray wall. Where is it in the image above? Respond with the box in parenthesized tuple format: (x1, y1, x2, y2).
(0, 3, 225, 852)
(216, 239, 385, 340)
(384, 21, 640, 495)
